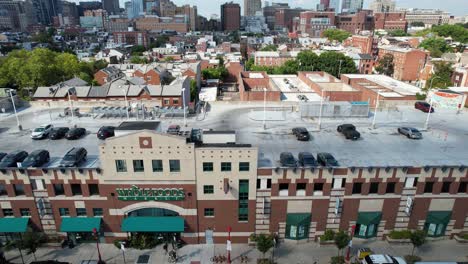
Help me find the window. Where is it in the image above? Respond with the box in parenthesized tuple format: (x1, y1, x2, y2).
(31, 179, 46, 190)
(279, 183, 289, 196)
(0, 184, 7, 196)
(204, 208, 214, 217)
(352, 182, 362, 194)
(459, 181, 467, 193)
(332, 178, 346, 189)
(239, 162, 250, 172)
(257, 179, 272, 190)
(369, 182, 379, 194)
(203, 185, 214, 194)
(152, 160, 163, 172)
(203, 162, 213, 172)
(115, 160, 127, 172)
(2, 209, 13, 216)
(169, 160, 180, 172)
(59, 208, 70, 216)
(296, 183, 306, 196)
(88, 184, 100, 196)
(314, 183, 324, 192)
(173, 99, 179, 105)
(93, 208, 103, 217)
(133, 160, 144, 172)
(13, 184, 25, 196)
(221, 162, 231, 172)
(71, 184, 82, 196)
(53, 184, 65, 196)
(441, 181, 451, 193)
(76, 208, 87, 216)
(238, 180, 249, 221)
(424, 181, 434, 193)
(164, 99, 170, 105)
(20, 208, 31, 217)
(386, 182, 396, 194)
(404, 177, 418, 188)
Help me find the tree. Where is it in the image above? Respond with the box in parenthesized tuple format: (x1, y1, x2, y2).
(409, 230, 426, 256)
(388, 29, 410, 37)
(317, 52, 357, 77)
(334, 231, 350, 257)
(130, 56, 149, 64)
(131, 45, 146, 56)
(419, 37, 452, 58)
(323, 29, 351, 42)
(17, 232, 46, 261)
(431, 24, 468, 43)
(163, 56, 174, 62)
(245, 57, 255, 71)
(297, 50, 319, 71)
(260, 45, 277, 51)
(375, 54, 395, 76)
(255, 233, 274, 260)
(190, 79, 198, 102)
(410, 21, 425, 27)
(425, 62, 453, 90)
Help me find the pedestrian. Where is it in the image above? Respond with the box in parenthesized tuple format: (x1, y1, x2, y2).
(163, 243, 168, 255)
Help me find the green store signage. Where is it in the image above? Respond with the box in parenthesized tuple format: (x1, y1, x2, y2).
(116, 185, 185, 201)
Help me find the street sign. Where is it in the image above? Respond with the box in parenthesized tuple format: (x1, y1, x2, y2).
(405, 197, 413, 216)
(226, 240, 232, 251)
(334, 198, 341, 215)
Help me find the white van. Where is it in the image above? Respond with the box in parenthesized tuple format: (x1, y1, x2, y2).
(362, 255, 407, 264)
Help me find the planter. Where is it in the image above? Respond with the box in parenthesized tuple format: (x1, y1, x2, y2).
(44, 242, 62, 248)
(453, 235, 468, 243)
(248, 238, 256, 246)
(318, 237, 335, 247)
(386, 237, 411, 244)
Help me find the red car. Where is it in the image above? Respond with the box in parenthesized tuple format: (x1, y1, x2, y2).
(415, 101, 434, 113)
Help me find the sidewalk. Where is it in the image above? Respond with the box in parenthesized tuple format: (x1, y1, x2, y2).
(4, 239, 468, 264)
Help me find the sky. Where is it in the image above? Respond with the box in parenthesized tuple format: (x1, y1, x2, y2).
(74, 0, 468, 17)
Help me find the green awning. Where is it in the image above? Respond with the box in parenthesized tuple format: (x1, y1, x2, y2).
(286, 213, 311, 226)
(122, 217, 184, 232)
(60, 217, 102, 232)
(426, 211, 452, 225)
(357, 212, 382, 225)
(0, 218, 29, 233)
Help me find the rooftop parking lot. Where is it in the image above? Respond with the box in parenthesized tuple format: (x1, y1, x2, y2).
(0, 102, 467, 168)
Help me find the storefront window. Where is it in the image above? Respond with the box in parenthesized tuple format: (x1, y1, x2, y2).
(424, 211, 451, 237)
(285, 213, 311, 240)
(355, 212, 381, 238)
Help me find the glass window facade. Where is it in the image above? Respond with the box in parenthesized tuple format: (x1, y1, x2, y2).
(115, 160, 127, 172)
(221, 162, 232, 172)
(203, 162, 213, 172)
(239, 162, 250, 171)
(203, 185, 214, 194)
(238, 180, 249, 221)
(152, 160, 163, 172)
(133, 160, 144, 172)
(285, 213, 311, 240)
(169, 160, 180, 172)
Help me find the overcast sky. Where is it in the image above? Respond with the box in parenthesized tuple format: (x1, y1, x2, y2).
(75, 0, 468, 17)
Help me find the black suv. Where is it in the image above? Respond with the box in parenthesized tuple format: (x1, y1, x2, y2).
(65, 128, 86, 140)
(337, 124, 360, 140)
(0, 150, 28, 168)
(59, 147, 87, 167)
(49, 127, 70, 140)
(280, 152, 296, 167)
(292, 127, 310, 141)
(97, 126, 115, 140)
(20, 149, 50, 168)
(0, 152, 6, 162)
(298, 152, 317, 167)
(317, 153, 339, 167)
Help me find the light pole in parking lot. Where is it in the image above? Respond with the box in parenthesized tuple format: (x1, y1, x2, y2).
(318, 89, 324, 130)
(7, 89, 22, 131)
(371, 90, 381, 129)
(119, 86, 130, 119)
(182, 88, 187, 127)
(424, 76, 442, 130)
(263, 88, 267, 130)
(67, 89, 74, 125)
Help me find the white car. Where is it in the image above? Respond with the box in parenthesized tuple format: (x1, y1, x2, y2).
(31, 124, 53, 139)
(362, 255, 407, 264)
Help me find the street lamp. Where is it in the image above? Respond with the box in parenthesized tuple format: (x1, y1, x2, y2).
(119, 86, 130, 119)
(263, 88, 267, 130)
(67, 89, 74, 125)
(424, 76, 442, 130)
(338, 60, 343, 79)
(318, 89, 325, 130)
(371, 90, 382, 129)
(7, 89, 22, 131)
(182, 88, 187, 127)
(93, 228, 103, 264)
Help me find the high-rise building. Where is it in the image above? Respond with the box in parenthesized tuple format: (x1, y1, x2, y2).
(369, 0, 395, 13)
(0, 0, 36, 31)
(342, 0, 363, 13)
(404, 9, 450, 26)
(129, 0, 143, 19)
(221, 2, 240, 31)
(244, 0, 261, 17)
(102, 0, 120, 15)
(263, 2, 289, 30)
(32, 0, 59, 25)
(329, 0, 341, 14)
(320, 0, 330, 9)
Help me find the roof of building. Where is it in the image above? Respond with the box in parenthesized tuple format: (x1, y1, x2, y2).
(88, 85, 109, 97)
(33, 86, 58, 98)
(358, 53, 373, 60)
(128, 76, 147, 85)
(116, 121, 161, 131)
(63, 77, 88, 87)
(343, 74, 422, 96)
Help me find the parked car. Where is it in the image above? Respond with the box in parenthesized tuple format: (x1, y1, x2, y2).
(397, 127, 423, 139)
(317, 152, 339, 167)
(362, 255, 407, 264)
(292, 127, 310, 141)
(31, 124, 53, 139)
(280, 152, 296, 167)
(298, 152, 317, 167)
(59, 147, 87, 167)
(49, 127, 70, 140)
(20, 149, 50, 167)
(0, 152, 6, 162)
(167, 125, 181, 135)
(415, 101, 434, 113)
(65, 128, 86, 140)
(0, 150, 28, 168)
(97, 126, 115, 140)
(337, 124, 360, 140)
(31, 261, 70, 264)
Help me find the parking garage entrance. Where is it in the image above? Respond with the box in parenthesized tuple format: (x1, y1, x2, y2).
(122, 208, 185, 248)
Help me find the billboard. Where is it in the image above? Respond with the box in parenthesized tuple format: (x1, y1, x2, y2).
(428, 90, 465, 110)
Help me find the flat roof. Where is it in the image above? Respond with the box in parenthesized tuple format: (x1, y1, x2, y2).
(116, 121, 161, 131)
(343, 74, 422, 96)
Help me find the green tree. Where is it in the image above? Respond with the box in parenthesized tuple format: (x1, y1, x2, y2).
(260, 45, 277, 51)
(410, 21, 425, 27)
(410, 230, 426, 256)
(425, 62, 453, 89)
(190, 79, 198, 102)
(334, 230, 350, 257)
(419, 37, 452, 57)
(131, 45, 146, 56)
(163, 56, 174, 62)
(375, 54, 395, 76)
(431, 24, 468, 43)
(255, 234, 274, 260)
(297, 50, 319, 71)
(388, 29, 410, 37)
(323, 29, 351, 42)
(317, 52, 357, 77)
(245, 57, 255, 71)
(130, 56, 149, 64)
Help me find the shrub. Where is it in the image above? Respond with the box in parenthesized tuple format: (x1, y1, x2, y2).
(113, 239, 129, 249)
(249, 233, 257, 242)
(321, 230, 336, 241)
(404, 255, 422, 264)
(389, 230, 412, 239)
(416, 93, 427, 100)
(330, 256, 345, 264)
(462, 233, 468, 240)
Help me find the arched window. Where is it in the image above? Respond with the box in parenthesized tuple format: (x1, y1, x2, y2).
(128, 208, 179, 217)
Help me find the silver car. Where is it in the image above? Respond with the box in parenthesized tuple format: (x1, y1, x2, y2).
(398, 127, 422, 139)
